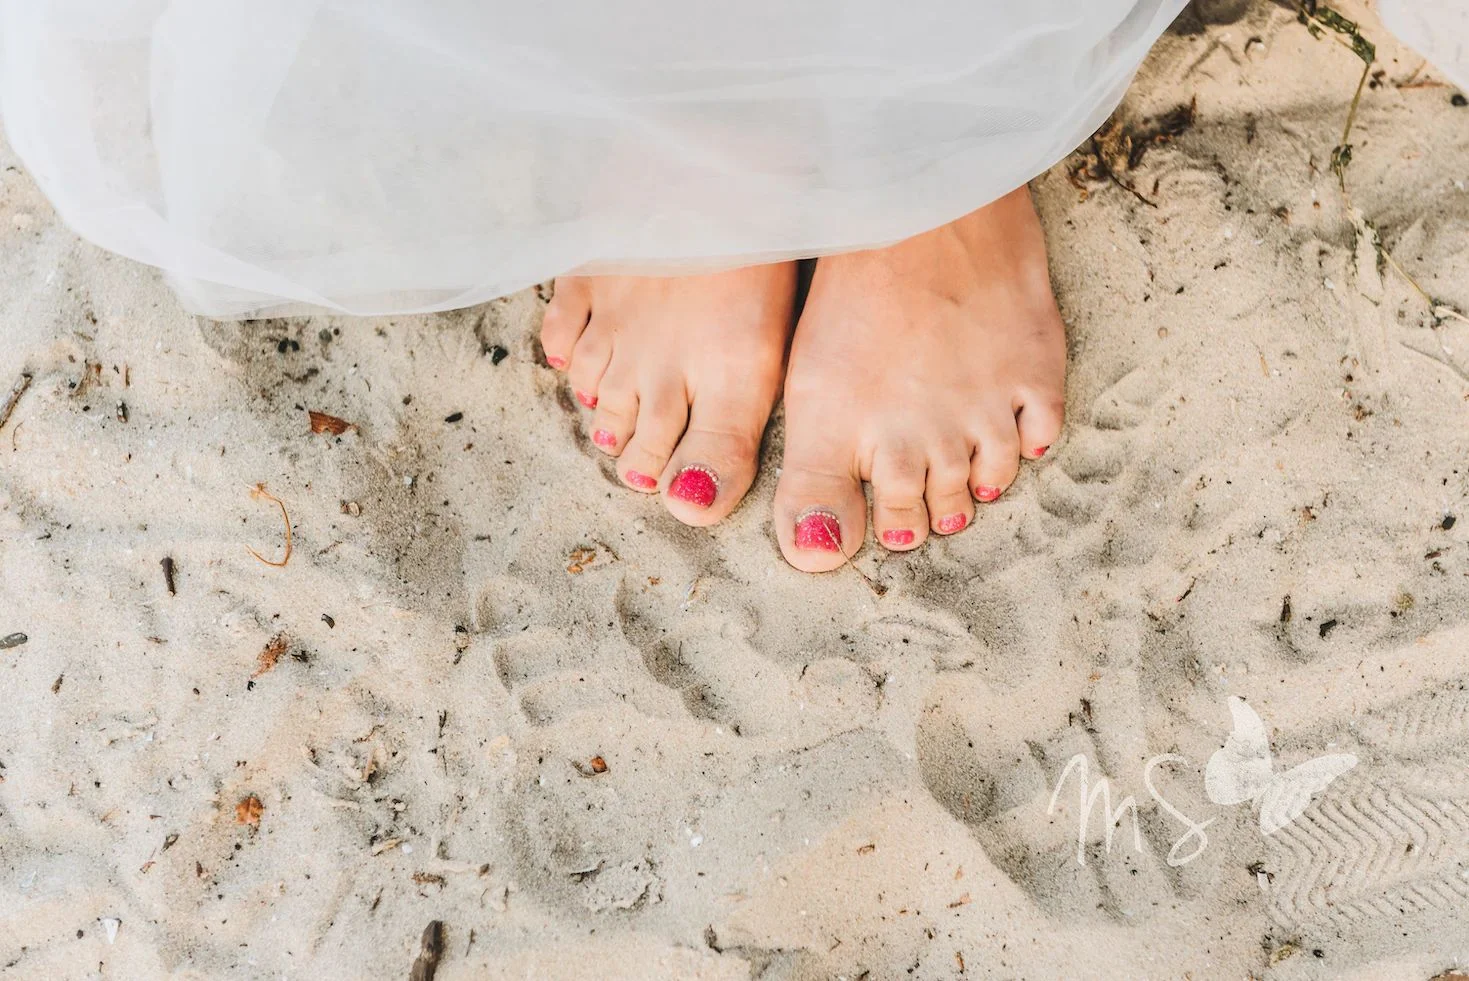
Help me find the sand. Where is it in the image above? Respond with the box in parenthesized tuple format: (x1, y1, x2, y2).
(3, 2, 1469, 978)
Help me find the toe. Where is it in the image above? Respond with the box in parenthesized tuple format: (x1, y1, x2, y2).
(774, 471, 865, 572)
(662, 388, 770, 527)
(566, 320, 614, 409)
(870, 446, 930, 551)
(617, 381, 689, 492)
(774, 424, 865, 571)
(588, 366, 637, 457)
(970, 410, 1021, 503)
(541, 277, 591, 370)
(1016, 390, 1064, 461)
(925, 444, 974, 536)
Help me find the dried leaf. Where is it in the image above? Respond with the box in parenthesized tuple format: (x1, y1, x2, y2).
(253, 632, 289, 678)
(308, 410, 355, 435)
(235, 795, 264, 825)
(566, 547, 598, 574)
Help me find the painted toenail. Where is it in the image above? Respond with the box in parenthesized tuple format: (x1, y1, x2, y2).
(668, 466, 718, 508)
(592, 428, 617, 449)
(624, 470, 658, 490)
(1032, 445, 1049, 457)
(576, 390, 598, 408)
(882, 529, 915, 547)
(974, 484, 1003, 502)
(937, 513, 969, 534)
(794, 508, 842, 552)
(546, 355, 567, 370)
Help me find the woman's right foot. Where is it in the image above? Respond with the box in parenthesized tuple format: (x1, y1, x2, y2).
(775, 187, 1068, 572)
(541, 264, 797, 526)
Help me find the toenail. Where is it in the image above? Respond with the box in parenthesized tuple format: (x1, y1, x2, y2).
(881, 529, 915, 547)
(668, 466, 718, 508)
(624, 470, 658, 490)
(592, 428, 617, 449)
(1032, 445, 1049, 458)
(974, 484, 1003, 503)
(576, 390, 598, 408)
(794, 508, 842, 552)
(937, 513, 969, 534)
(546, 355, 567, 370)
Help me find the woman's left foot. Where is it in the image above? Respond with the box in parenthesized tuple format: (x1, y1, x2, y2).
(774, 187, 1067, 571)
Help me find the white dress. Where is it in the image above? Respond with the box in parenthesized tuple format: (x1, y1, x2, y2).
(0, 1, 1460, 317)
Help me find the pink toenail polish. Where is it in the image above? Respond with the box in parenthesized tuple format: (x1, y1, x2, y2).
(937, 513, 969, 534)
(974, 484, 1003, 503)
(882, 529, 915, 547)
(794, 508, 842, 552)
(592, 428, 617, 448)
(576, 390, 598, 408)
(546, 355, 567, 370)
(1032, 445, 1049, 458)
(669, 466, 718, 508)
(625, 470, 658, 490)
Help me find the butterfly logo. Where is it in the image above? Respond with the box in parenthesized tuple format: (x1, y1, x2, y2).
(1204, 696, 1357, 835)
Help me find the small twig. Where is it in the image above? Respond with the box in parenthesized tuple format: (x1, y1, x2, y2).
(0, 374, 32, 431)
(802, 510, 887, 596)
(1330, 59, 1371, 187)
(246, 484, 293, 568)
(1353, 211, 1469, 325)
(1297, 5, 1374, 187)
(1300, 5, 1469, 325)
(1107, 171, 1159, 209)
(1396, 58, 1429, 88)
(161, 557, 177, 596)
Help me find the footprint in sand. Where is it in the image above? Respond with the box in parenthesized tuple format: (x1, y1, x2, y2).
(1264, 683, 1469, 952)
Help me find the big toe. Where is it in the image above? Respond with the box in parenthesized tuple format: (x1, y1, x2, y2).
(662, 388, 770, 526)
(773, 462, 865, 573)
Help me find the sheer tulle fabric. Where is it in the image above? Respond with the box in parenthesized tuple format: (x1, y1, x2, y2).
(0, 1, 1456, 317)
(1380, 0, 1468, 90)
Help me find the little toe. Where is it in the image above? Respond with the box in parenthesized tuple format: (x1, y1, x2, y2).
(662, 390, 769, 526)
(566, 322, 614, 409)
(925, 447, 975, 536)
(541, 277, 591, 370)
(774, 464, 865, 572)
(970, 416, 1021, 503)
(870, 448, 930, 551)
(1016, 391, 1065, 460)
(617, 382, 689, 493)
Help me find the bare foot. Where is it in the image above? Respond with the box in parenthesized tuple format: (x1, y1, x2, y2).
(541, 264, 797, 525)
(775, 187, 1067, 571)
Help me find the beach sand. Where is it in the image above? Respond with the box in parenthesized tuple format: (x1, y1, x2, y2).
(3, 2, 1469, 978)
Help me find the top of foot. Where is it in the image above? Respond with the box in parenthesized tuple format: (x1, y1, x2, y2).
(774, 187, 1067, 572)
